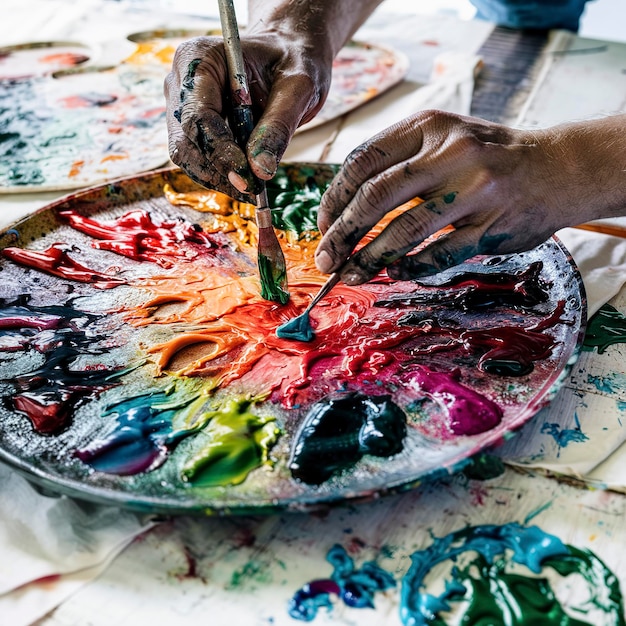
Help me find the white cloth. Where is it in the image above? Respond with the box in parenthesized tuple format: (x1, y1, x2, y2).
(0, 463, 154, 625)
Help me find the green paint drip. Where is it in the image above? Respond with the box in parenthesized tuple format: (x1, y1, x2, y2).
(181, 396, 281, 487)
(583, 304, 626, 354)
(454, 553, 593, 626)
(258, 251, 289, 304)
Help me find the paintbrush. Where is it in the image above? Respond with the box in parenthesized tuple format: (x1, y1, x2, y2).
(217, 0, 289, 304)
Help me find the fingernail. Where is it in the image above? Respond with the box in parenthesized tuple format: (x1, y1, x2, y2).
(228, 171, 248, 193)
(315, 250, 333, 273)
(254, 150, 277, 177)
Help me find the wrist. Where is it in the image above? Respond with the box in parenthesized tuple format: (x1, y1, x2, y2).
(247, 0, 383, 61)
(528, 117, 626, 225)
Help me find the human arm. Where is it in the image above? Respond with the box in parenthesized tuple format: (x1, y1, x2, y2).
(164, 0, 384, 201)
(314, 111, 626, 284)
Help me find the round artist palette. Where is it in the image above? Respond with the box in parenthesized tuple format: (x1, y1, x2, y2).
(0, 165, 585, 514)
(0, 58, 169, 194)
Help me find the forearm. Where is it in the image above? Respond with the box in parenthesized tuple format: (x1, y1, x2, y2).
(542, 114, 626, 223)
(247, 0, 384, 62)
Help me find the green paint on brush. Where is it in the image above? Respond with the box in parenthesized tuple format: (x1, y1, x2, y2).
(258, 251, 289, 304)
(181, 396, 281, 487)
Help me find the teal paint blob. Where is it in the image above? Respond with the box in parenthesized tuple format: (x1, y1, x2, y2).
(288, 544, 396, 621)
(276, 310, 314, 342)
(443, 191, 458, 204)
(400, 523, 624, 626)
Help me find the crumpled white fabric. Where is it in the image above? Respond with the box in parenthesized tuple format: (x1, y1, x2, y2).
(0, 463, 154, 625)
(557, 226, 626, 318)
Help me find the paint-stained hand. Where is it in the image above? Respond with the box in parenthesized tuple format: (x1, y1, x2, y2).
(164, 33, 332, 202)
(315, 110, 623, 284)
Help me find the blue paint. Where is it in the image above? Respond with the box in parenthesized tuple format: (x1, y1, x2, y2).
(288, 523, 624, 625)
(587, 372, 626, 397)
(276, 310, 315, 342)
(288, 544, 395, 621)
(523, 501, 553, 525)
(541, 413, 588, 448)
(75, 383, 202, 475)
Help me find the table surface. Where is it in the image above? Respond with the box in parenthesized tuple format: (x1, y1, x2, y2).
(1, 2, 626, 625)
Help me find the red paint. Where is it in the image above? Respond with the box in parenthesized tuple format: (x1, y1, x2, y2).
(2, 244, 126, 288)
(13, 389, 76, 435)
(60, 95, 113, 108)
(39, 52, 90, 66)
(60, 209, 218, 267)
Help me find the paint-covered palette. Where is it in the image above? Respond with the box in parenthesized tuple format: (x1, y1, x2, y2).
(0, 165, 585, 514)
(0, 35, 407, 193)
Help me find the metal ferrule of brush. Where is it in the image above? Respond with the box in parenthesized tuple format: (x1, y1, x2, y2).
(255, 186, 272, 228)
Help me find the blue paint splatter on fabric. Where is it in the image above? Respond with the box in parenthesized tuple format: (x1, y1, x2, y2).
(541, 413, 588, 448)
(288, 544, 395, 621)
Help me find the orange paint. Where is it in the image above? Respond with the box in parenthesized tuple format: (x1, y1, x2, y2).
(120, 190, 435, 406)
(68, 160, 85, 177)
(100, 154, 128, 163)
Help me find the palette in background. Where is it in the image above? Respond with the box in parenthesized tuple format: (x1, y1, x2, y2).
(0, 164, 586, 514)
(0, 40, 169, 193)
(124, 29, 409, 132)
(0, 31, 408, 193)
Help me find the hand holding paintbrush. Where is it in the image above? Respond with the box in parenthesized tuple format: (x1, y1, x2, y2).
(217, 0, 289, 304)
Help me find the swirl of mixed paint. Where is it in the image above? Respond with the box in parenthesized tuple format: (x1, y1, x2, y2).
(288, 523, 625, 625)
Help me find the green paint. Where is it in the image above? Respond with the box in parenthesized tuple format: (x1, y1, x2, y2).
(272, 186, 322, 233)
(523, 500, 554, 525)
(228, 559, 273, 590)
(583, 304, 626, 354)
(181, 396, 281, 487)
(461, 452, 505, 480)
(443, 192, 458, 204)
(452, 553, 593, 626)
(424, 201, 441, 215)
(182, 58, 201, 91)
(258, 251, 289, 304)
(266, 166, 337, 235)
(400, 523, 625, 626)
